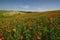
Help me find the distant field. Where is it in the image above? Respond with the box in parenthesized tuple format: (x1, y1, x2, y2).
(0, 10, 60, 40)
(0, 10, 60, 18)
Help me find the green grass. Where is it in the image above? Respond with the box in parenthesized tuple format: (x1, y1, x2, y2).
(0, 10, 60, 40)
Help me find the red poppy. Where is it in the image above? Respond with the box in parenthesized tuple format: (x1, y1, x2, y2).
(0, 34, 5, 40)
(0, 37, 4, 40)
(37, 36, 41, 40)
(0, 38, 2, 40)
(37, 24, 41, 29)
(13, 28, 16, 32)
(56, 26, 58, 30)
(50, 25, 53, 31)
(0, 29, 2, 32)
(18, 19, 23, 23)
(5, 20, 8, 23)
(48, 15, 52, 18)
(53, 19, 57, 24)
(29, 27, 32, 30)
(26, 20, 33, 25)
(11, 22, 15, 25)
(35, 32, 41, 40)
(3, 25, 8, 28)
(7, 29, 11, 33)
(20, 35, 24, 40)
(10, 19, 16, 25)
(45, 24, 48, 27)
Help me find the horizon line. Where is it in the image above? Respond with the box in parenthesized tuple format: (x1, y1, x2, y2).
(0, 9, 60, 12)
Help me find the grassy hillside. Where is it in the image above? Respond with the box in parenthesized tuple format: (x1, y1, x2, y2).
(0, 10, 60, 18)
(0, 10, 60, 40)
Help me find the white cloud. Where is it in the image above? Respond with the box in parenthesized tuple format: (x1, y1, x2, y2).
(20, 5, 30, 9)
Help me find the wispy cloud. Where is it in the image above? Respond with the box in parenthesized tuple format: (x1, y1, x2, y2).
(20, 5, 30, 9)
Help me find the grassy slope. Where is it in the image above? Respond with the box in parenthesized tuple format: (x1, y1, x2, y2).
(17, 10, 60, 18)
(0, 10, 60, 18)
(0, 10, 60, 40)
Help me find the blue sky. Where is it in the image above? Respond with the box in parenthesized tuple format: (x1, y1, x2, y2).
(0, 0, 60, 11)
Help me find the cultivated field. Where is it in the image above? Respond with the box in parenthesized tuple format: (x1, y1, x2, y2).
(0, 10, 60, 40)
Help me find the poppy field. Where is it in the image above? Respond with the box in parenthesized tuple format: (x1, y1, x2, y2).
(0, 10, 60, 40)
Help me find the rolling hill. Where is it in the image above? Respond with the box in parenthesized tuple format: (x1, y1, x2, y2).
(0, 10, 60, 18)
(0, 10, 60, 40)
